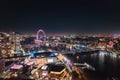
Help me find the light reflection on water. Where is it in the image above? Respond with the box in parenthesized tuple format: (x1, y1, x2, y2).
(65, 50, 120, 77)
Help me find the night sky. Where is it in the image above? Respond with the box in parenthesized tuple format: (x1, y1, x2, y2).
(0, 0, 120, 34)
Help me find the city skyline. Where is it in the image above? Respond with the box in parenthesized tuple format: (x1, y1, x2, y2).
(0, 0, 120, 34)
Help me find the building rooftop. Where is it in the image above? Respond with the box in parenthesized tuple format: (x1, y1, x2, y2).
(42, 63, 65, 72)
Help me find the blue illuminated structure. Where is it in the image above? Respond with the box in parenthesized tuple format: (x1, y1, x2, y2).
(30, 52, 35, 58)
(30, 51, 56, 58)
(50, 52, 56, 57)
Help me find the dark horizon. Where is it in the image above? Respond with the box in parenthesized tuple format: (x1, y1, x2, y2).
(0, 0, 120, 34)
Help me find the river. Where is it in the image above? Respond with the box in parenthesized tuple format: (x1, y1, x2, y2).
(64, 50, 120, 80)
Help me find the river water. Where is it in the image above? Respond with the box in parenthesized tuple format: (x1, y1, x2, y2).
(64, 50, 120, 80)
